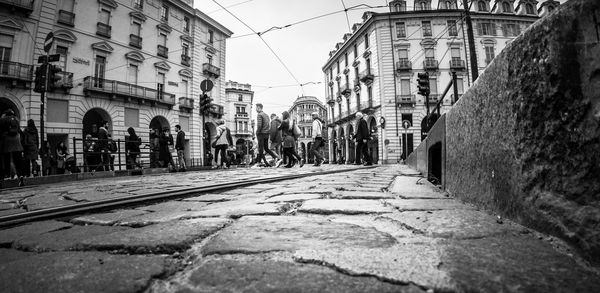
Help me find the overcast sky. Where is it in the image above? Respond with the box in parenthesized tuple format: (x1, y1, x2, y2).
(196, 0, 567, 117)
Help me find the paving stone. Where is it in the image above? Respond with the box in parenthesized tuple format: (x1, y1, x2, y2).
(158, 254, 423, 293)
(0, 208, 26, 217)
(70, 209, 149, 226)
(0, 220, 73, 246)
(443, 235, 600, 292)
(192, 200, 281, 218)
(299, 199, 394, 215)
(294, 243, 453, 291)
(386, 199, 474, 211)
(390, 176, 449, 199)
(327, 214, 417, 239)
(262, 193, 323, 203)
(20, 193, 78, 211)
(14, 225, 130, 252)
(116, 210, 214, 227)
(0, 248, 34, 264)
(135, 200, 208, 212)
(202, 216, 397, 255)
(80, 218, 230, 254)
(379, 210, 528, 239)
(329, 191, 396, 199)
(181, 193, 233, 202)
(0, 251, 171, 293)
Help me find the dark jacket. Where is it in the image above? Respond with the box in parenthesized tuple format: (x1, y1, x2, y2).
(270, 117, 282, 143)
(97, 127, 109, 151)
(126, 134, 141, 153)
(175, 130, 185, 150)
(159, 133, 173, 161)
(354, 118, 370, 141)
(22, 126, 39, 160)
(278, 119, 295, 148)
(256, 111, 270, 134)
(0, 114, 24, 153)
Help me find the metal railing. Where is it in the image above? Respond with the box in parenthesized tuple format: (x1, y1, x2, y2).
(397, 94, 415, 104)
(423, 58, 438, 70)
(57, 10, 75, 26)
(129, 34, 142, 48)
(449, 59, 465, 69)
(396, 59, 412, 70)
(235, 113, 249, 118)
(359, 69, 374, 83)
(179, 97, 194, 109)
(0, 61, 33, 81)
(0, 0, 33, 10)
(96, 22, 111, 38)
(202, 63, 220, 78)
(83, 76, 175, 105)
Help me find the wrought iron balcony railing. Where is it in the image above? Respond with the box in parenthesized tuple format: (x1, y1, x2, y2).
(202, 63, 220, 78)
(396, 94, 416, 105)
(396, 59, 412, 71)
(96, 22, 111, 38)
(57, 10, 75, 26)
(83, 76, 175, 105)
(157, 45, 168, 58)
(423, 58, 438, 70)
(0, 61, 33, 81)
(359, 69, 374, 84)
(449, 59, 465, 69)
(179, 97, 194, 110)
(341, 83, 351, 95)
(235, 112, 249, 118)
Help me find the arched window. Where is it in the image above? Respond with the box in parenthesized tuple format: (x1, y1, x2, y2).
(502, 2, 511, 12)
(478, 1, 488, 12)
(420, 1, 427, 10)
(394, 3, 401, 11)
(525, 3, 535, 14)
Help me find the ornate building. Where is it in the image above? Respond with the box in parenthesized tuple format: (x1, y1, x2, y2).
(224, 80, 253, 164)
(0, 0, 232, 168)
(322, 0, 559, 164)
(288, 96, 328, 164)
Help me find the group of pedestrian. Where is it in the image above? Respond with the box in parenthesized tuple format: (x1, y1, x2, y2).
(148, 125, 186, 172)
(0, 109, 42, 187)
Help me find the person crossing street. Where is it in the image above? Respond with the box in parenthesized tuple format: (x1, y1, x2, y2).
(254, 104, 283, 167)
(353, 112, 372, 166)
(310, 112, 324, 167)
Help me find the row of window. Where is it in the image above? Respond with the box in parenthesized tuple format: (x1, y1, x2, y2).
(394, 20, 521, 39)
(391, 0, 538, 15)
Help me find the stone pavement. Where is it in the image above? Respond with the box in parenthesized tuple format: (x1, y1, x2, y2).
(0, 164, 599, 293)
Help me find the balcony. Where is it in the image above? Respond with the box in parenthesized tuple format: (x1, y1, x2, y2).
(96, 22, 111, 38)
(341, 83, 352, 96)
(57, 10, 75, 26)
(0, 61, 33, 82)
(396, 59, 412, 71)
(396, 94, 416, 106)
(181, 54, 190, 66)
(179, 97, 194, 111)
(427, 94, 440, 103)
(129, 34, 142, 49)
(53, 71, 73, 90)
(326, 95, 335, 105)
(359, 69, 375, 84)
(83, 76, 175, 107)
(203, 63, 220, 78)
(234, 129, 252, 136)
(423, 58, 438, 70)
(0, 0, 33, 15)
(449, 59, 465, 70)
(208, 104, 224, 116)
(235, 112, 249, 119)
(157, 45, 168, 58)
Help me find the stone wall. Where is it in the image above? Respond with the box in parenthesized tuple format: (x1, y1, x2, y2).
(410, 0, 600, 264)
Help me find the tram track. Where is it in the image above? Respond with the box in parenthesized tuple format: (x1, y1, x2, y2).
(0, 166, 376, 228)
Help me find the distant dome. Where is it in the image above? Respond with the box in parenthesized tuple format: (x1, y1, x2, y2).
(292, 96, 324, 105)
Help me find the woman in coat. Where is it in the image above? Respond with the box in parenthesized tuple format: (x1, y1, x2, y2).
(22, 119, 39, 177)
(279, 111, 303, 168)
(126, 127, 142, 169)
(213, 120, 233, 169)
(1, 109, 24, 179)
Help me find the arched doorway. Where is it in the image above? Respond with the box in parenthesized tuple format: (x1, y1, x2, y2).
(338, 127, 345, 164)
(83, 108, 112, 138)
(331, 129, 337, 163)
(368, 117, 379, 164)
(347, 124, 356, 164)
(0, 98, 20, 121)
(307, 142, 313, 163)
(150, 116, 170, 135)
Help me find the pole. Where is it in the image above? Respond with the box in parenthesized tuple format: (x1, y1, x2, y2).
(40, 52, 49, 168)
(463, 0, 479, 82)
(452, 72, 459, 104)
(202, 113, 205, 166)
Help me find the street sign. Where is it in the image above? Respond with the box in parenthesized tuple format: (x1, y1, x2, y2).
(37, 54, 61, 64)
(402, 120, 411, 129)
(200, 79, 214, 93)
(44, 32, 54, 53)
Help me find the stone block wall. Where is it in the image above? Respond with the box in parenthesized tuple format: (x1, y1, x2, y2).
(443, 0, 600, 264)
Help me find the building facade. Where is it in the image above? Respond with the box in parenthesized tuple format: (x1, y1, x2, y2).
(322, 0, 559, 164)
(0, 0, 232, 169)
(288, 96, 328, 164)
(224, 80, 253, 164)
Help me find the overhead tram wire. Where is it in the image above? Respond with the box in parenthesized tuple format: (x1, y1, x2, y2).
(206, 0, 256, 15)
(340, 0, 352, 32)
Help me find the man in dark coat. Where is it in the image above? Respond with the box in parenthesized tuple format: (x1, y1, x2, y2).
(0, 109, 24, 180)
(254, 104, 282, 167)
(269, 113, 283, 159)
(353, 112, 372, 166)
(97, 121, 110, 171)
(175, 124, 186, 172)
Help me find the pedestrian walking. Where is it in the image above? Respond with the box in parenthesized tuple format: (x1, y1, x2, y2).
(213, 120, 233, 169)
(41, 141, 55, 176)
(0, 109, 24, 180)
(83, 134, 94, 172)
(21, 119, 40, 177)
(97, 121, 110, 171)
(107, 135, 117, 171)
(56, 141, 69, 174)
(269, 113, 282, 158)
(254, 103, 282, 167)
(159, 127, 176, 172)
(126, 127, 142, 169)
(310, 112, 324, 167)
(149, 128, 159, 168)
(175, 125, 186, 172)
(353, 112, 372, 166)
(279, 111, 303, 168)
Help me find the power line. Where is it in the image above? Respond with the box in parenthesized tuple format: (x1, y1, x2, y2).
(206, 0, 256, 14)
(340, 0, 352, 32)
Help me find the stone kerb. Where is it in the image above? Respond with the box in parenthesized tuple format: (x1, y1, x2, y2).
(443, 0, 600, 264)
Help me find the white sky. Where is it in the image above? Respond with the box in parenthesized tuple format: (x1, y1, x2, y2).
(196, 0, 567, 117)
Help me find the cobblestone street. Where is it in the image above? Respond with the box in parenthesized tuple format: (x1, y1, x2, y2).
(1, 165, 599, 292)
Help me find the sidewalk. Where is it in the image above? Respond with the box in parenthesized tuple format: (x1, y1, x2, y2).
(0, 165, 598, 293)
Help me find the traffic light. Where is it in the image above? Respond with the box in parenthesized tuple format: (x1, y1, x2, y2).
(199, 94, 213, 114)
(34, 64, 47, 93)
(417, 72, 430, 96)
(47, 65, 62, 91)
